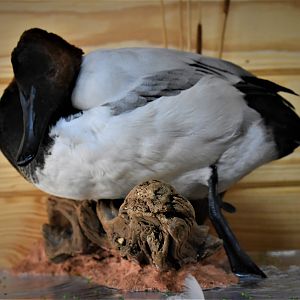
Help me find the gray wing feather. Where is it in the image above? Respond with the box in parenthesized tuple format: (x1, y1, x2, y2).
(105, 69, 200, 115)
(104, 56, 247, 116)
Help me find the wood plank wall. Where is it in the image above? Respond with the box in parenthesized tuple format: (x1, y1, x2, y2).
(0, 0, 299, 268)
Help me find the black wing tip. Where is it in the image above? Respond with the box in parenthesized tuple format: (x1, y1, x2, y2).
(242, 76, 299, 96)
(279, 86, 299, 96)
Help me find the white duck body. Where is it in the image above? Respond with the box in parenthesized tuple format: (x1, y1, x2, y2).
(33, 48, 278, 200)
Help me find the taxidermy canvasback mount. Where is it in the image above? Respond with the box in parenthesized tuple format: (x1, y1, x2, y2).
(0, 28, 299, 279)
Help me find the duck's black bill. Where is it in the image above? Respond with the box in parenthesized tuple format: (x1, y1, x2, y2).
(16, 86, 42, 167)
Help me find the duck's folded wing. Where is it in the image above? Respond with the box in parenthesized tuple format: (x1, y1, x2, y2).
(71, 47, 297, 117)
(102, 68, 202, 115)
(71, 48, 251, 111)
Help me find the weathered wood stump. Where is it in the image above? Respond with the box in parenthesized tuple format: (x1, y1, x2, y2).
(43, 180, 222, 269)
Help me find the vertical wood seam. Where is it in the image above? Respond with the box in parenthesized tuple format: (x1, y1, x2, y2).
(219, 0, 231, 58)
(160, 0, 168, 48)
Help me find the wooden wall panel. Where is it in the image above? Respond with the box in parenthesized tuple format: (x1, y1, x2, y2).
(223, 1, 300, 52)
(0, 0, 300, 268)
(225, 186, 300, 252)
(0, 194, 47, 268)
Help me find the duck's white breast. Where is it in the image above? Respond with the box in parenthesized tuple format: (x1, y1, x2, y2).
(34, 76, 277, 200)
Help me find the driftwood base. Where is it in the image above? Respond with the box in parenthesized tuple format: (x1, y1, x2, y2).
(13, 180, 238, 292)
(42, 180, 222, 269)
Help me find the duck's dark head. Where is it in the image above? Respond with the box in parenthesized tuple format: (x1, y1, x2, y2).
(9, 28, 83, 167)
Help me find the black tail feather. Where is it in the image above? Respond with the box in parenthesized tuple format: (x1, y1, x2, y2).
(235, 77, 300, 158)
(242, 76, 299, 97)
